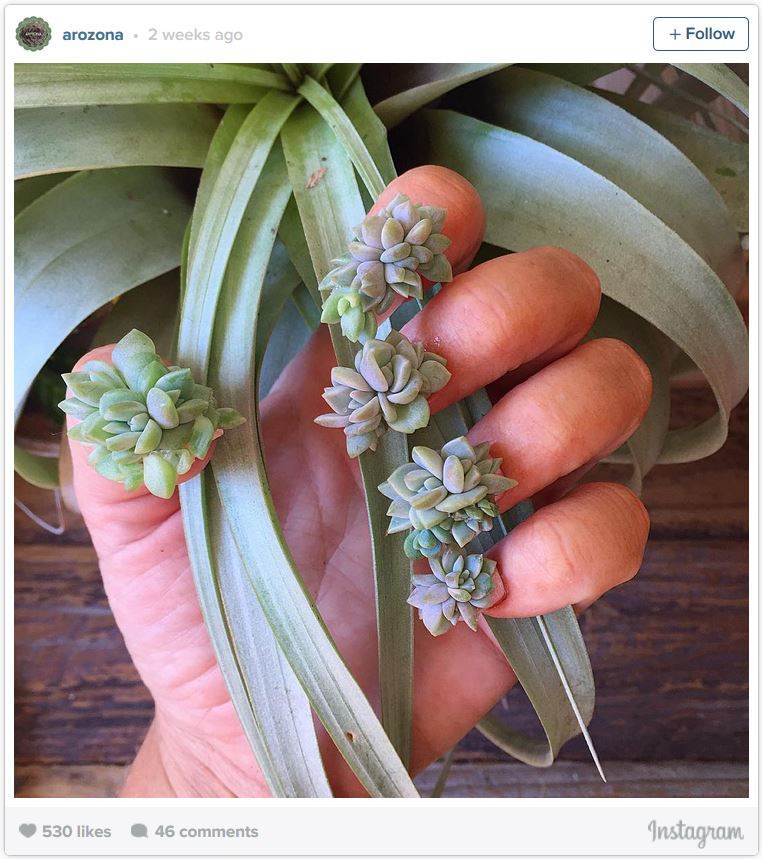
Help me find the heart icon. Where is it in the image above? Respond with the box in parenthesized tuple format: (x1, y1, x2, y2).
(19, 824, 36, 838)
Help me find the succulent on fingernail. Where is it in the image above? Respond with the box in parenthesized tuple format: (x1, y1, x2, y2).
(60, 329, 245, 498)
(319, 193, 453, 343)
(377, 436, 517, 559)
(314, 331, 451, 458)
(408, 546, 499, 636)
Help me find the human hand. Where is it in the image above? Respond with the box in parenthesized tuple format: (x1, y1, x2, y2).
(67, 166, 652, 797)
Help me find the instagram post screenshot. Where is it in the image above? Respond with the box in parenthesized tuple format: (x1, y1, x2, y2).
(5, 3, 756, 856)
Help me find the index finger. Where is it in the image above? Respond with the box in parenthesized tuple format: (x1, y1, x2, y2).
(371, 166, 486, 277)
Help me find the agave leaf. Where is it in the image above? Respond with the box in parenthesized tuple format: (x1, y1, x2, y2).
(298, 76, 386, 198)
(420, 109, 748, 465)
(202, 143, 417, 796)
(465, 66, 743, 292)
(15, 104, 220, 178)
(179, 91, 299, 375)
(282, 104, 414, 771)
(368, 63, 512, 129)
(15, 167, 191, 423)
(15, 63, 290, 108)
(588, 298, 673, 492)
(673, 63, 749, 115)
(14, 447, 59, 489)
(597, 91, 748, 233)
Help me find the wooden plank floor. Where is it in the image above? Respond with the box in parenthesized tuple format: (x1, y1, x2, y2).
(14, 387, 748, 798)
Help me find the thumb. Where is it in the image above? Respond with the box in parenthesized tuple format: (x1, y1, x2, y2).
(66, 344, 216, 559)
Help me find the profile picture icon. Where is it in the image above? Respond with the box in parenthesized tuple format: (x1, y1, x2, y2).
(16, 17, 52, 51)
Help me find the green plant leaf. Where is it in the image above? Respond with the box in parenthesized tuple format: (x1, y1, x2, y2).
(207, 448, 332, 797)
(278, 197, 320, 300)
(298, 76, 386, 198)
(14, 447, 59, 489)
(178, 120, 333, 795)
(15, 104, 220, 178)
(327, 64, 363, 101)
(587, 298, 673, 492)
(14, 173, 72, 215)
(15, 63, 290, 108)
(419, 109, 748, 465)
(597, 90, 749, 233)
(179, 91, 300, 375)
(338, 74, 397, 192)
(255, 239, 303, 365)
(463, 66, 743, 293)
(15, 167, 191, 423)
(282, 104, 415, 772)
(673, 63, 749, 115)
(91, 270, 181, 361)
(420, 401, 600, 772)
(369, 63, 512, 129)
(201, 139, 417, 796)
(519, 63, 624, 85)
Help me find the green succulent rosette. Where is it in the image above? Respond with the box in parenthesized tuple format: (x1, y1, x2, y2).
(409, 547, 498, 636)
(314, 330, 451, 457)
(59, 329, 245, 499)
(319, 193, 454, 342)
(378, 436, 517, 559)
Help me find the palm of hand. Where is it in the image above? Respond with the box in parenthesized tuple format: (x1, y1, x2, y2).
(68, 168, 651, 797)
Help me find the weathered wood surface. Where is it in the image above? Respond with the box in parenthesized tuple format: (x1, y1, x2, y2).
(15, 388, 748, 796)
(15, 760, 748, 799)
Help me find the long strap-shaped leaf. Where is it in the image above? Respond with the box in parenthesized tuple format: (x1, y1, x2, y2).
(421, 109, 748, 465)
(179, 91, 299, 377)
(466, 66, 743, 295)
(423, 400, 601, 775)
(15, 63, 289, 108)
(281, 103, 415, 772)
(297, 75, 386, 198)
(673, 63, 749, 115)
(207, 144, 417, 796)
(15, 167, 191, 422)
(177, 94, 335, 795)
(15, 104, 220, 178)
(597, 90, 748, 233)
(205, 163, 331, 795)
(369, 63, 512, 129)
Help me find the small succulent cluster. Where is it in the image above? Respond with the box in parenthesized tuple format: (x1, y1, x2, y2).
(378, 436, 516, 560)
(314, 330, 451, 457)
(408, 547, 497, 636)
(59, 329, 244, 499)
(320, 193, 453, 342)
(316, 193, 512, 636)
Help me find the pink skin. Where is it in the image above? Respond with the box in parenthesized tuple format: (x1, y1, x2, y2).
(67, 167, 652, 797)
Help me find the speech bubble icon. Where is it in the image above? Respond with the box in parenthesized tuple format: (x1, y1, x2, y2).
(131, 823, 149, 838)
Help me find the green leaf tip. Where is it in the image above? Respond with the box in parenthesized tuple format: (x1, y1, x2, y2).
(314, 330, 450, 458)
(379, 436, 516, 558)
(60, 328, 245, 497)
(319, 193, 453, 343)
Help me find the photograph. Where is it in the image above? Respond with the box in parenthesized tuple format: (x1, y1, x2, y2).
(14, 61, 749, 801)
